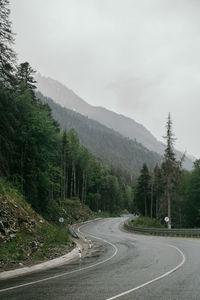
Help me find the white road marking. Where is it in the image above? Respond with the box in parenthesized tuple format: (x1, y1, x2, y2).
(0, 219, 186, 298)
(0, 220, 118, 294)
(106, 244, 186, 300)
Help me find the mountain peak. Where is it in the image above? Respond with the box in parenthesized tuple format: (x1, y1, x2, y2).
(36, 74, 194, 170)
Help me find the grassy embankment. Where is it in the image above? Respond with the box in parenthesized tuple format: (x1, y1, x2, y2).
(131, 216, 165, 228)
(0, 178, 94, 270)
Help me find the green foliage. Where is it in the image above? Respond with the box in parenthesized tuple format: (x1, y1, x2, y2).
(0, 223, 70, 262)
(10, 91, 60, 212)
(15, 62, 36, 96)
(0, 1, 147, 221)
(38, 223, 70, 247)
(134, 115, 185, 228)
(161, 113, 182, 228)
(181, 160, 200, 227)
(0, 232, 30, 261)
(0, 87, 18, 177)
(131, 217, 164, 228)
(0, 178, 34, 214)
(2, 2, 200, 232)
(0, 0, 16, 87)
(37, 92, 161, 176)
(0, 178, 71, 263)
(134, 163, 151, 216)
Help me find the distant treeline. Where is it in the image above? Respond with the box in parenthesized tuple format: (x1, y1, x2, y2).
(134, 140, 200, 228)
(36, 91, 162, 177)
(0, 63, 135, 214)
(0, 1, 136, 215)
(1, 0, 200, 226)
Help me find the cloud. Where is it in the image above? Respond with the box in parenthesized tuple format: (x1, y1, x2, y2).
(106, 77, 151, 111)
(10, 0, 200, 157)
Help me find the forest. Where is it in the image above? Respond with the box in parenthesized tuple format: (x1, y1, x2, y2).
(0, 61, 134, 217)
(36, 91, 161, 176)
(1, 0, 200, 228)
(0, 0, 134, 218)
(134, 117, 200, 228)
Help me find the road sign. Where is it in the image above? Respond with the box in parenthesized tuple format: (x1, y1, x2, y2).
(164, 217, 169, 223)
(59, 217, 64, 223)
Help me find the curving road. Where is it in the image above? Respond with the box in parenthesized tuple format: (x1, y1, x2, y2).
(0, 217, 200, 299)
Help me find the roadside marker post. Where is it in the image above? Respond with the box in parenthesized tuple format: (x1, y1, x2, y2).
(78, 247, 82, 259)
(89, 240, 92, 249)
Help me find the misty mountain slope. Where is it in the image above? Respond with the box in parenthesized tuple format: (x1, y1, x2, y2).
(36, 74, 158, 150)
(36, 92, 161, 176)
(36, 74, 193, 170)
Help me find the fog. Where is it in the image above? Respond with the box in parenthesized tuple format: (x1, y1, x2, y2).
(10, 0, 200, 158)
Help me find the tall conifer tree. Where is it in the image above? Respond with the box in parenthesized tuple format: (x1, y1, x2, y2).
(162, 113, 177, 228)
(0, 0, 16, 86)
(135, 163, 150, 217)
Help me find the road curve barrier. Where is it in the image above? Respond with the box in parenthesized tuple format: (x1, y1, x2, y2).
(124, 222, 200, 238)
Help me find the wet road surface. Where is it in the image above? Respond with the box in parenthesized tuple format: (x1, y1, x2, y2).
(1, 217, 200, 299)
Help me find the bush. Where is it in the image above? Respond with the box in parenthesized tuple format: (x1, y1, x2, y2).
(131, 216, 164, 228)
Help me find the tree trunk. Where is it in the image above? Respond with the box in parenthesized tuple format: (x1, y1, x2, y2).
(84, 173, 87, 203)
(81, 170, 85, 203)
(145, 195, 147, 217)
(66, 169, 68, 198)
(63, 152, 66, 200)
(70, 165, 73, 198)
(156, 192, 158, 219)
(151, 182, 153, 218)
(73, 163, 76, 196)
(167, 178, 171, 229)
(20, 150, 24, 193)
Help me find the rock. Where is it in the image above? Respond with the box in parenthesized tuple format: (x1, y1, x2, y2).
(3, 220, 10, 227)
(18, 217, 28, 225)
(10, 234, 16, 239)
(29, 240, 41, 250)
(0, 222, 6, 235)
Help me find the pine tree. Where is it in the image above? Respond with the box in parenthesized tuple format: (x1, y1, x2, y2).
(0, 0, 16, 87)
(162, 113, 178, 228)
(68, 129, 80, 198)
(153, 164, 164, 218)
(61, 130, 68, 200)
(15, 62, 36, 98)
(135, 163, 150, 217)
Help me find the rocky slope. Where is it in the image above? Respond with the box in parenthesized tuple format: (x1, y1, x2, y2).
(0, 180, 94, 271)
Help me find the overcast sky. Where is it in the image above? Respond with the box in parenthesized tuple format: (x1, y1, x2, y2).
(10, 0, 200, 158)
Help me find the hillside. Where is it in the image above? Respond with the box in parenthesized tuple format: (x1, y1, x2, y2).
(36, 74, 193, 170)
(37, 91, 162, 176)
(0, 179, 94, 271)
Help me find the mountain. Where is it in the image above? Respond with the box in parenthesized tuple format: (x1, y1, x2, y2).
(36, 74, 194, 170)
(36, 91, 162, 177)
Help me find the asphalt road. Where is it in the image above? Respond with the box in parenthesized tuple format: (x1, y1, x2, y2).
(1, 217, 200, 300)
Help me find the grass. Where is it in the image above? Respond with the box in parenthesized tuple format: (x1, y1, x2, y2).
(0, 222, 71, 263)
(33, 222, 71, 260)
(0, 178, 40, 219)
(38, 223, 70, 247)
(131, 216, 165, 228)
(0, 178, 72, 265)
(0, 232, 32, 261)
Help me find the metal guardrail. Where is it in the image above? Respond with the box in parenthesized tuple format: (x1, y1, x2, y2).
(124, 222, 200, 237)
